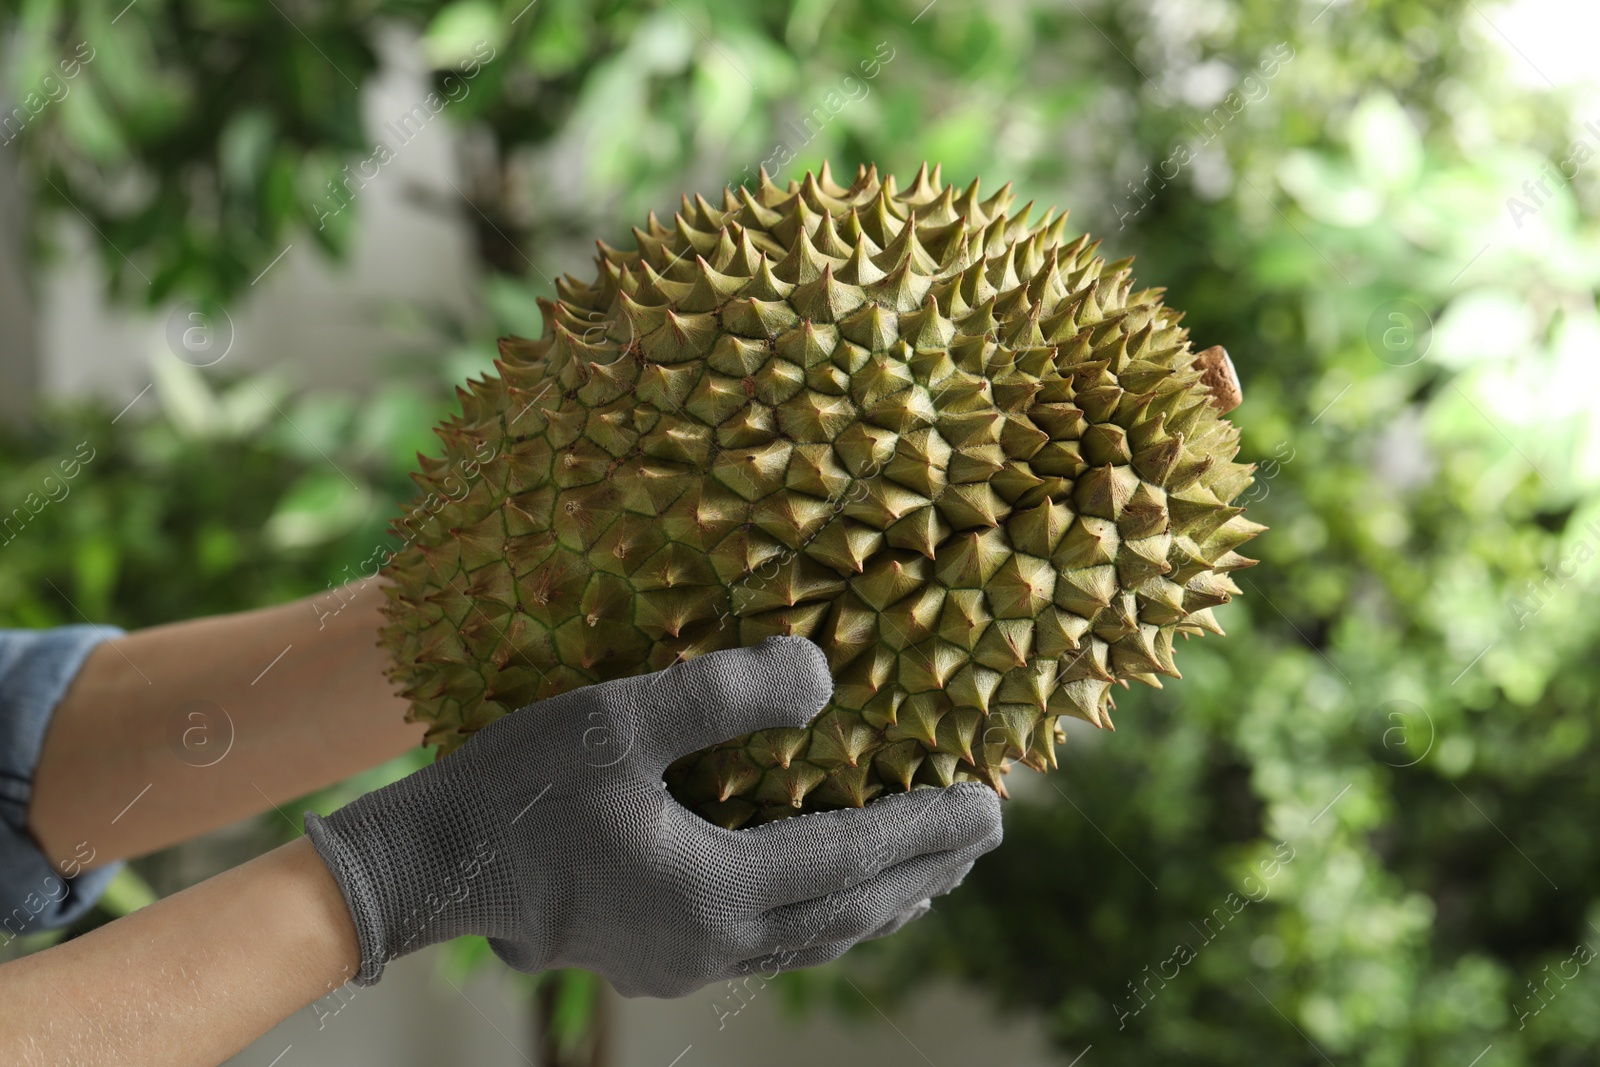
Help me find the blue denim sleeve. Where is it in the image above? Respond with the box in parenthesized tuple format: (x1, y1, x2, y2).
(0, 624, 126, 935)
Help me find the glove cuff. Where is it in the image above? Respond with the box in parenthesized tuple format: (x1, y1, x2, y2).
(305, 811, 391, 986)
(305, 763, 516, 986)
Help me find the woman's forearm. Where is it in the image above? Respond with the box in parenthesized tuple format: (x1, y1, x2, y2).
(26, 579, 425, 871)
(0, 837, 360, 1065)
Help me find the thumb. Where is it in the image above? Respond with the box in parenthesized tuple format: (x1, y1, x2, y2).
(635, 636, 832, 768)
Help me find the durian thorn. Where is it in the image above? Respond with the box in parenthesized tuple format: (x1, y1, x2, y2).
(817, 159, 852, 198)
(756, 165, 784, 205)
(902, 160, 941, 205)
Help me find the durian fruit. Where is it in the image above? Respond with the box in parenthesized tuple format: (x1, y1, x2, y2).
(378, 163, 1263, 829)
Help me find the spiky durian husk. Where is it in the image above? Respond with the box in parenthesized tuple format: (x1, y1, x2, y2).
(378, 162, 1263, 829)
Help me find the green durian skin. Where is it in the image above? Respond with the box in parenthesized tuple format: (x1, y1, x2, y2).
(377, 163, 1262, 828)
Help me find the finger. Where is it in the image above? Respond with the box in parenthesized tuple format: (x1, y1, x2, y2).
(731, 781, 1001, 908)
(631, 636, 833, 768)
(925, 855, 978, 900)
(494, 635, 831, 772)
(725, 938, 854, 983)
(722, 898, 933, 985)
(862, 898, 932, 942)
(752, 848, 977, 956)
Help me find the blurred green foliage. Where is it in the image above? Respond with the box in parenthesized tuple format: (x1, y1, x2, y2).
(0, 362, 447, 627)
(6, 0, 1600, 1062)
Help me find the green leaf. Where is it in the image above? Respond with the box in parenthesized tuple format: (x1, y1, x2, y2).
(98, 867, 159, 918)
(1348, 92, 1423, 193)
(1277, 150, 1382, 227)
(71, 533, 119, 620)
(549, 970, 600, 1053)
(264, 471, 371, 550)
(422, 1, 505, 69)
(485, 273, 547, 337)
(219, 108, 276, 189)
(152, 356, 223, 438)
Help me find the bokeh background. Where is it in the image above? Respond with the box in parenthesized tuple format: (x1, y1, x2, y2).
(3, 0, 1599, 1063)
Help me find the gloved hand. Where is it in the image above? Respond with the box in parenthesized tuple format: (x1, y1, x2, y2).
(306, 636, 1003, 996)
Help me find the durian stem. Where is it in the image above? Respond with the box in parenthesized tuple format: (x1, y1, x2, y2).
(1193, 346, 1243, 413)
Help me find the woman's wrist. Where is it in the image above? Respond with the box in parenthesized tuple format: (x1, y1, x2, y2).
(275, 836, 365, 990)
(0, 836, 365, 1066)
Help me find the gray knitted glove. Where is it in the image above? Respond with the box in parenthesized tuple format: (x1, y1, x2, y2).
(306, 636, 1003, 996)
